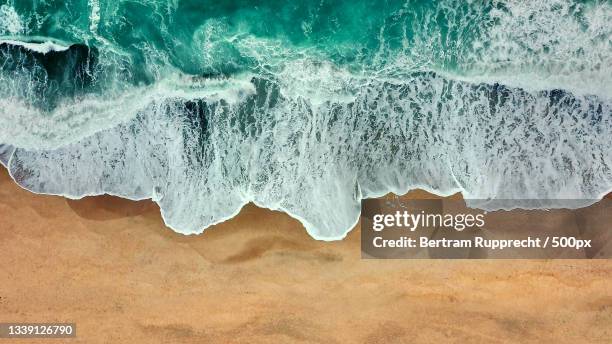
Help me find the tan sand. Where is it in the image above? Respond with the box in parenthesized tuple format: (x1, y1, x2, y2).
(0, 168, 611, 343)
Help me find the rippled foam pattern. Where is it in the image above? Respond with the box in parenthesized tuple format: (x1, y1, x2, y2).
(1, 0, 611, 239)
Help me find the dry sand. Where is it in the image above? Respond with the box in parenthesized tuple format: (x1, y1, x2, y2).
(0, 168, 611, 343)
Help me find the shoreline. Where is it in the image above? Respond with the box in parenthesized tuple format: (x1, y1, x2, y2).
(3, 165, 610, 240)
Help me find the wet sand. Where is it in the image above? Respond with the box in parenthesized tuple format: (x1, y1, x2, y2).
(0, 168, 611, 343)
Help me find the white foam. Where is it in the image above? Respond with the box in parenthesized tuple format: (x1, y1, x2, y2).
(465, 0, 612, 99)
(7, 72, 611, 240)
(0, 39, 70, 54)
(0, 144, 14, 167)
(2, 0, 611, 240)
(0, 5, 23, 35)
(0, 72, 255, 150)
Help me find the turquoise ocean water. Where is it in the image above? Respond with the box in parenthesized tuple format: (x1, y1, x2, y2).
(0, 0, 610, 239)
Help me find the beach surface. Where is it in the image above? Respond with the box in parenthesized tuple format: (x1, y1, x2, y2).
(0, 168, 611, 343)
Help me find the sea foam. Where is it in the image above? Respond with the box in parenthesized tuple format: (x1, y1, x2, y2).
(1, 0, 610, 239)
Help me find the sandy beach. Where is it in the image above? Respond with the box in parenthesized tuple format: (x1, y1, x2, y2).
(0, 167, 611, 343)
